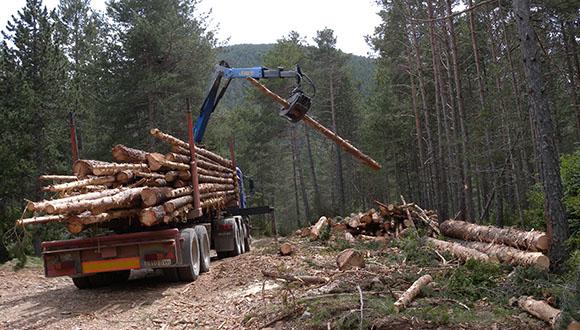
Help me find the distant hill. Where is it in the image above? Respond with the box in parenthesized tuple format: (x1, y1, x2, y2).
(214, 44, 375, 110)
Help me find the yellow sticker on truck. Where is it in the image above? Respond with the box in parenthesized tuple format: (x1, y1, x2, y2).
(82, 257, 141, 273)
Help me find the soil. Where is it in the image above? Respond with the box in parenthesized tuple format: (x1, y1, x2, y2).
(0, 236, 550, 330)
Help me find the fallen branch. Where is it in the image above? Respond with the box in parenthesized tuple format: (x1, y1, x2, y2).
(393, 274, 433, 313)
(261, 270, 329, 284)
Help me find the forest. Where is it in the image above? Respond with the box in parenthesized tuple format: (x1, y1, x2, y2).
(0, 0, 579, 275)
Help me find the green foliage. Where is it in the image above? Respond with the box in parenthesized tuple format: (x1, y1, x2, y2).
(439, 259, 503, 300)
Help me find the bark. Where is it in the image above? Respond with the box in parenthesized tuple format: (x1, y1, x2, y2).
(198, 175, 234, 185)
(147, 153, 189, 171)
(304, 124, 322, 214)
(16, 214, 67, 226)
(310, 216, 330, 241)
(291, 132, 301, 224)
(46, 176, 116, 193)
(73, 159, 111, 178)
(141, 187, 173, 206)
(561, 23, 580, 142)
(513, 0, 569, 265)
(165, 171, 179, 182)
(46, 187, 145, 215)
(67, 209, 140, 234)
(517, 296, 580, 329)
(140, 205, 166, 227)
(116, 170, 135, 184)
(110, 144, 148, 163)
(452, 239, 549, 269)
(164, 152, 190, 164)
(198, 183, 234, 194)
(291, 125, 310, 223)
(422, 237, 496, 263)
(393, 274, 433, 313)
(440, 219, 549, 252)
(163, 195, 194, 213)
(39, 175, 77, 181)
(27, 188, 123, 212)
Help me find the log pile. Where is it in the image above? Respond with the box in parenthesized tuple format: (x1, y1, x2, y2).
(426, 219, 551, 269)
(17, 128, 237, 234)
(299, 198, 439, 242)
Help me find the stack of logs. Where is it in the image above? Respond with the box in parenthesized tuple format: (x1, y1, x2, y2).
(17, 128, 237, 234)
(423, 220, 550, 269)
(300, 198, 440, 242)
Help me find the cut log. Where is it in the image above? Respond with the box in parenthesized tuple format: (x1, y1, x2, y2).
(333, 223, 347, 231)
(140, 205, 166, 227)
(165, 171, 179, 182)
(279, 243, 293, 256)
(150, 128, 233, 168)
(178, 170, 191, 180)
(16, 214, 67, 226)
(196, 166, 232, 178)
(66, 209, 140, 234)
(199, 183, 235, 194)
(27, 188, 123, 212)
(163, 195, 194, 213)
(348, 215, 361, 229)
(73, 159, 111, 177)
(440, 219, 549, 252)
(135, 171, 165, 180)
(198, 175, 234, 184)
(393, 274, 433, 313)
(167, 186, 194, 198)
(147, 153, 190, 171)
(47, 187, 144, 215)
(165, 152, 190, 164)
(115, 170, 135, 184)
(310, 216, 331, 240)
(421, 237, 497, 263)
(517, 296, 580, 329)
(110, 144, 149, 163)
(301, 227, 312, 238)
(200, 190, 235, 201)
(39, 175, 77, 181)
(452, 239, 549, 269)
(92, 163, 149, 176)
(143, 178, 167, 187)
(141, 187, 173, 206)
(336, 248, 365, 270)
(261, 270, 328, 284)
(344, 232, 356, 244)
(46, 176, 116, 193)
(360, 210, 374, 225)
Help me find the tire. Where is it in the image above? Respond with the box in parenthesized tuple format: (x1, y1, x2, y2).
(231, 221, 242, 257)
(178, 228, 200, 282)
(239, 221, 246, 254)
(72, 276, 92, 289)
(243, 221, 251, 252)
(195, 225, 210, 273)
(162, 267, 180, 282)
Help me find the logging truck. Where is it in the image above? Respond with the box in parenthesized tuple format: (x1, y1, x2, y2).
(39, 62, 313, 289)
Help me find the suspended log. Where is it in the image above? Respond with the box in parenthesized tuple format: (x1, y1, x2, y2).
(198, 175, 234, 184)
(150, 128, 233, 168)
(46, 176, 116, 193)
(393, 274, 433, 313)
(261, 270, 328, 284)
(441, 219, 549, 252)
(16, 214, 67, 226)
(147, 153, 189, 171)
(516, 296, 580, 329)
(163, 195, 194, 213)
(110, 144, 149, 163)
(73, 159, 111, 177)
(66, 209, 140, 234)
(47, 187, 144, 215)
(39, 175, 77, 181)
(27, 188, 123, 212)
(452, 239, 549, 269)
(246, 77, 381, 171)
(310, 216, 331, 241)
(421, 237, 497, 263)
(140, 205, 166, 227)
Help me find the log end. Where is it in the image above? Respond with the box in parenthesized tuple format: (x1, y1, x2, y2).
(279, 243, 293, 256)
(536, 234, 550, 252)
(66, 220, 83, 234)
(146, 153, 166, 171)
(535, 254, 550, 269)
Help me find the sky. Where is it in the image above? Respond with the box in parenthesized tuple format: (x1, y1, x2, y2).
(0, 0, 383, 57)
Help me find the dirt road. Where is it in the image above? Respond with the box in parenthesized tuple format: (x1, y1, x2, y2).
(0, 240, 281, 330)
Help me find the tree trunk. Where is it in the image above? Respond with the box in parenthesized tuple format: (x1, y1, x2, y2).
(517, 296, 580, 329)
(393, 274, 433, 313)
(513, 0, 569, 266)
(329, 69, 346, 215)
(440, 219, 549, 252)
(422, 237, 496, 263)
(452, 239, 549, 269)
(304, 124, 322, 215)
(291, 125, 310, 223)
(561, 22, 580, 142)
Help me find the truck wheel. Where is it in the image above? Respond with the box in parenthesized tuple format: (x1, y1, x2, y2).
(72, 276, 92, 289)
(238, 220, 246, 254)
(243, 222, 251, 252)
(194, 225, 210, 273)
(178, 228, 200, 282)
(231, 221, 242, 256)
